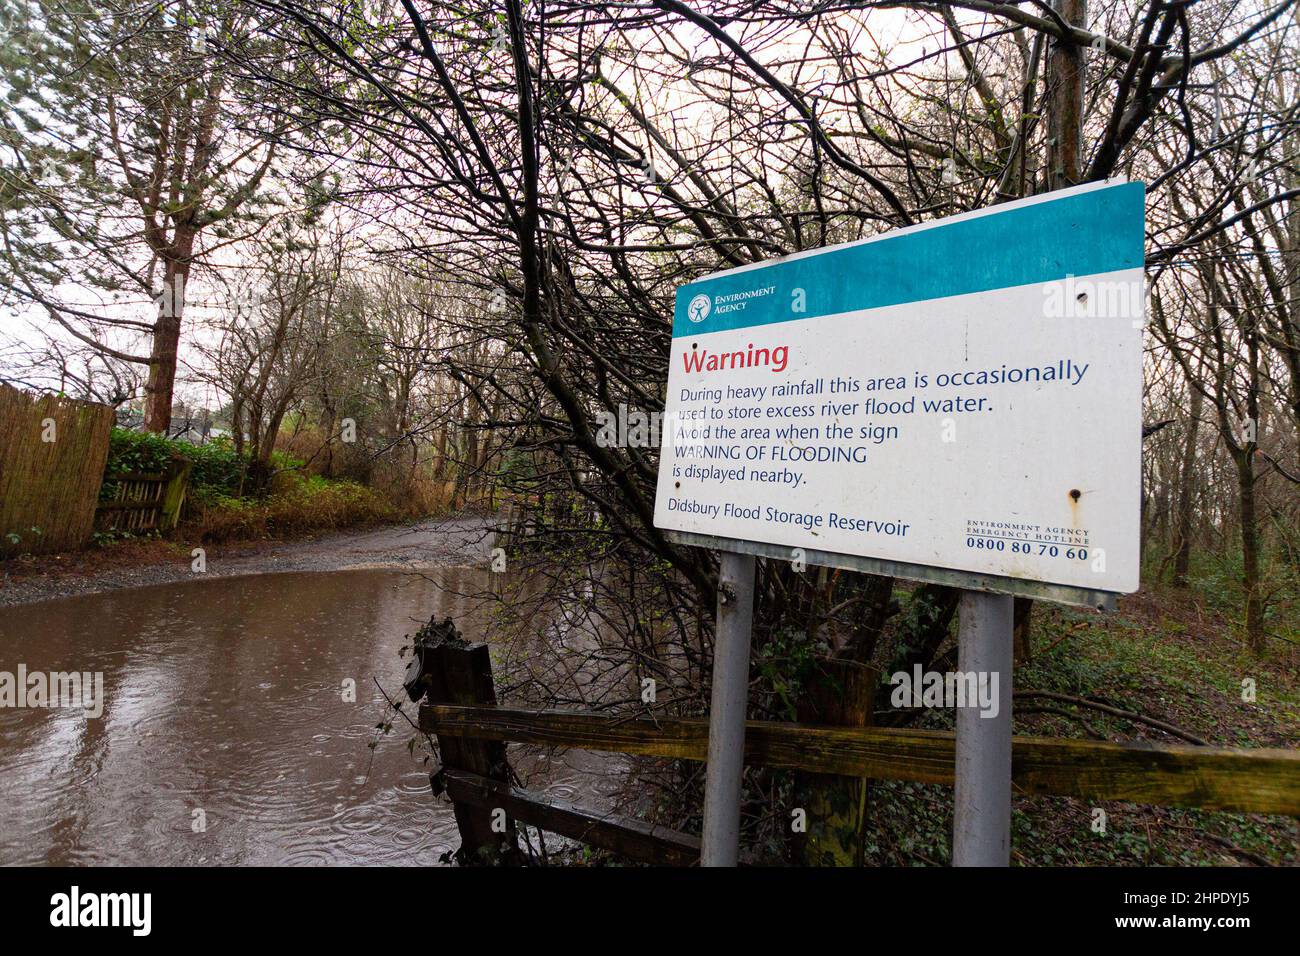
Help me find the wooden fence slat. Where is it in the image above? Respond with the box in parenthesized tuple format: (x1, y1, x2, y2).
(443, 769, 700, 866)
(160, 461, 192, 530)
(420, 704, 1300, 816)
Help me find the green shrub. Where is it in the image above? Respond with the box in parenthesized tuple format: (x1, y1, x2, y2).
(103, 428, 181, 478)
(184, 437, 246, 495)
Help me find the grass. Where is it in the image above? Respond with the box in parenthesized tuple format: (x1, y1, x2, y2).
(853, 573, 1300, 866)
(1026, 584, 1300, 747)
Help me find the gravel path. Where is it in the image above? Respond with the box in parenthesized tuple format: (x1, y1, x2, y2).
(0, 516, 496, 608)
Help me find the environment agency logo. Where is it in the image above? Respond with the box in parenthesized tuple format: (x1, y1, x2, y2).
(687, 293, 711, 323)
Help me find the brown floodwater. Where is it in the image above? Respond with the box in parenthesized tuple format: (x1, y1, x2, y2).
(0, 568, 619, 865)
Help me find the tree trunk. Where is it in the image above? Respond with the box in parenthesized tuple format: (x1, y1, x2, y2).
(143, 257, 191, 433)
(1172, 389, 1203, 586)
(792, 657, 878, 866)
(1045, 0, 1087, 191)
(143, 311, 181, 432)
(1235, 449, 1265, 653)
(319, 404, 337, 477)
(1012, 596, 1034, 662)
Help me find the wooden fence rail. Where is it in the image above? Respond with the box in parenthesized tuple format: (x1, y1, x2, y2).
(421, 703, 1300, 817)
(442, 768, 701, 865)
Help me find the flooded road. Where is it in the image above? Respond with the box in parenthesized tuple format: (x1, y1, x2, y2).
(0, 568, 619, 865)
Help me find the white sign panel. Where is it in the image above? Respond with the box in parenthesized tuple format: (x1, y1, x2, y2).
(653, 180, 1145, 594)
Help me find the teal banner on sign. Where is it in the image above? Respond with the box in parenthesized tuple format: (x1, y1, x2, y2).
(672, 181, 1145, 336)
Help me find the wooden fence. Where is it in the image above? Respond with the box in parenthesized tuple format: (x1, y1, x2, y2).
(96, 461, 192, 534)
(412, 627, 1300, 866)
(0, 383, 115, 558)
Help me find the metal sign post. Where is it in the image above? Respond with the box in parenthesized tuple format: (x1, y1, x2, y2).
(700, 550, 756, 867)
(953, 590, 1014, 866)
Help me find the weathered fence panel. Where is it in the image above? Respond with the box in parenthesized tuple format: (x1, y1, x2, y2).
(96, 460, 192, 533)
(0, 383, 114, 558)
